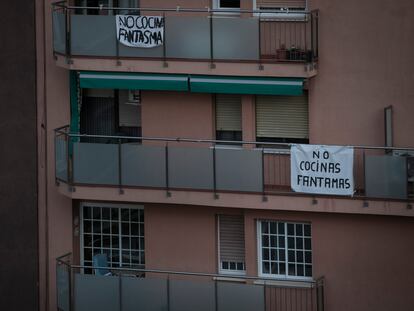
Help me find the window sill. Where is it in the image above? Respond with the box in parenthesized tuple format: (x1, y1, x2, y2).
(254, 279, 314, 288)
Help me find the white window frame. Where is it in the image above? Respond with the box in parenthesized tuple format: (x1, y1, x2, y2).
(253, 0, 308, 19)
(257, 220, 313, 281)
(80, 202, 145, 270)
(217, 215, 246, 276)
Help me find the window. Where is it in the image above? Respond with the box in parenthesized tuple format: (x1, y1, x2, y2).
(258, 220, 312, 279)
(255, 94, 309, 146)
(218, 215, 246, 275)
(215, 94, 242, 143)
(81, 203, 145, 273)
(214, 0, 240, 10)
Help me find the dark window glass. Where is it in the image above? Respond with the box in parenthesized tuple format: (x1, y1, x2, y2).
(304, 238, 312, 250)
(102, 208, 110, 220)
(296, 224, 303, 236)
(287, 223, 295, 235)
(262, 248, 270, 260)
(220, 0, 240, 8)
(263, 261, 270, 274)
(278, 223, 285, 234)
(297, 264, 304, 276)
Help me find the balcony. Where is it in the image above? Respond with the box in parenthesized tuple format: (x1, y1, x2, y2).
(51, 2, 319, 77)
(55, 126, 414, 204)
(57, 253, 325, 311)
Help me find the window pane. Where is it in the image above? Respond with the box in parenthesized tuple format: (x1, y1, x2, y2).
(270, 249, 278, 261)
(270, 235, 277, 247)
(270, 222, 277, 234)
(262, 248, 269, 260)
(271, 263, 278, 275)
(84, 248, 92, 261)
(111, 208, 119, 220)
(122, 237, 130, 249)
(83, 221, 91, 233)
(131, 237, 139, 249)
(304, 224, 311, 237)
(304, 238, 312, 250)
(279, 249, 285, 261)
(261, 222, 269, 234)
(305, 265, 312, 277)
(102, 235, 111, 248)
(131, 223, 139, 235)
(122, 223, 130, 235)
(287, 223, 295, 235)
(278, 223, 285, 234)
(131, 209, 139, 222)
(92, 207, 101, 219)
(305, 251, 312, 264)
(288, 237, 295, 249)
(288, 264, 295, 276)
(220, 0, 240, 8)
(121, 209, 130, 221)
(102, 221, 111, 234)
(263, 261, 270, 274)
(296, 237, 303, 249)
(279, 263, 286, 275)
(112, 236, 119, 248)
(278, 236, 285, 248)
(93, 235, 101, 247)
(262, 235, 269, 247)
(296, 224, 303, 236)
(93, 221, 101, 234)
(84, 234, 92, 247)
(288, 250, 295, 262)
(83, 206, 91, 219)
(112, 222, 119, 235)
(102, 208, 110, 220)
(297, 251, 304, 263)
(297, 264, 304, 276)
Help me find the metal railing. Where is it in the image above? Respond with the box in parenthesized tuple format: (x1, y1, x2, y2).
(55, 126, 414, 201)
(56, 253, 325, 311)
(51, 1, 319, 66)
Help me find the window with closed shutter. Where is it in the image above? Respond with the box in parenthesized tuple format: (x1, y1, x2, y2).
(218, 215, 246, 274)
(256, 94, 308, 143)
(215, 95, 242, 142)
(256, 0, 307, 10)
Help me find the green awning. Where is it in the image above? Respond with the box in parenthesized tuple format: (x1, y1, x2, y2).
(79, 71, 189, 91)
(190, 75, 303, 96)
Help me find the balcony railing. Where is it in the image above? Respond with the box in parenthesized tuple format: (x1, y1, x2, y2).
(55, 126, 414, 200)
(52, 1, 319, 65)
(57, 253, 325, 311)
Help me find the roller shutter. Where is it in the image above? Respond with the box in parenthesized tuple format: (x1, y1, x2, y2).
(215, 95, 242, 131)
(256, 94, 308, 139)
(256, 0, 306, 9)
(219, 215, 245, 264)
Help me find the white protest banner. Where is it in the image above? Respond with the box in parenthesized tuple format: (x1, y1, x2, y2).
(290, 144, 354, 196)
(116, 15, 164, 48)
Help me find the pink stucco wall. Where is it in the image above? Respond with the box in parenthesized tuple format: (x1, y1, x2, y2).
(309, 0, 414, 147)
(141, 91, 215, 141)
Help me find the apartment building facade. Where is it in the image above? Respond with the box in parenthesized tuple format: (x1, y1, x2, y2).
(35, 0, 414, 311)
